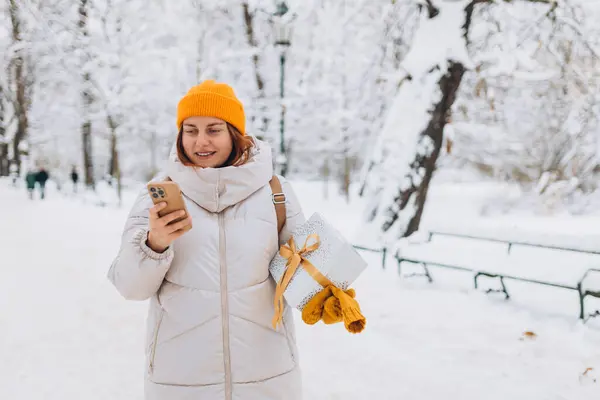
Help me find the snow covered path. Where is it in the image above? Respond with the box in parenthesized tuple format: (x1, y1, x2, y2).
(1, 179, 599, 399)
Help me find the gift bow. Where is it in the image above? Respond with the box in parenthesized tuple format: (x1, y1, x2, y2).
(272, 234, 333, 329)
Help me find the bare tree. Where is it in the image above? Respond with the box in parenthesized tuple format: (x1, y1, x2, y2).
(107, 114, 122, 205)
(8, 0, 29, 175)
(242, 2, 270, 135)
(0, 84, 8, 176)
(79, 0, 95, 189)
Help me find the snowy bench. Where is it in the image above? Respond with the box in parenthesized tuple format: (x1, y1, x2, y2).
(427, 229, 600, 256)
(394, 231, 600, 321)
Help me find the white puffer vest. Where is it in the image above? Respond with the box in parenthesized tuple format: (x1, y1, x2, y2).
(108, 138, 305, 400)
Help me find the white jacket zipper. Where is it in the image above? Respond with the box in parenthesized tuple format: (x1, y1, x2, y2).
(219, 211, 232, 399)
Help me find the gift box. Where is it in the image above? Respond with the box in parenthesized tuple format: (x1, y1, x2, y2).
(269, 212, 368, 331)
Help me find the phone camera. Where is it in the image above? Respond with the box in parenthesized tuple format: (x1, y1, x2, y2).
(158, 190, 165, 197)
(150, 187, 156, 192)
(152, 193, 159, 199)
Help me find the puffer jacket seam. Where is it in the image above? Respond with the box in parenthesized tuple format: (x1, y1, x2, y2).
(227, 275, 271, 292)
(147, 366, 297, 388)
(228, 314, 287, 337)
(162, 280, 220, 293)
(146, 379, 225, 388)
(162, 273, 272, 294)
(156, 316, 219, 346)
(233, 365, 297, 385)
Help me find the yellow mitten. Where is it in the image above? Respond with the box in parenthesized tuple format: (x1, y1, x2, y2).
(322, 287, 355, 325)
(322, 295, 342, 324)
(301, 286, 332, 325)
(330, 286, 366, 334)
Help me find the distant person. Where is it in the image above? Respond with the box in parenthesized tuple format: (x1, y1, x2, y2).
(36, 168, 49, 200)
(70, 167, 79, 193)
(25, 171, 36, 199)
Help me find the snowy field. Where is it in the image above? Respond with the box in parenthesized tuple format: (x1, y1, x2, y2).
(1, 177, 600, 400)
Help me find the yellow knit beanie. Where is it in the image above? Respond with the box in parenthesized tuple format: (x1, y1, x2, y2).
(176, 80, 246, 135)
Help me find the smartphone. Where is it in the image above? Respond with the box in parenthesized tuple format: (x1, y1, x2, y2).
(147, 181, 190, 227)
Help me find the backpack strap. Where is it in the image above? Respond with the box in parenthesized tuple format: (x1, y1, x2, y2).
(269, 175, 287, 234)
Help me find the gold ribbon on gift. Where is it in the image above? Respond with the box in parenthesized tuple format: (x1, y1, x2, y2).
(272, 233, 333, 329)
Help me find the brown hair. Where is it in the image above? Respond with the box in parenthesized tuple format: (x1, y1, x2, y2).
(176, 123, 255, 168)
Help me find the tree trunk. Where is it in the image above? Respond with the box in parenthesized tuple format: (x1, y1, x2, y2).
(342, 143, 352, 203)
(0, 145, 7, 176)
(82, 75, 94, 189)
(79, 0, 95, 189)
(107, 115, 122, 206)
(381, 62, 465, 237)
(343, 155, 351, 203)
(322, 159, 330, 200)
(0, 85, 8, 177)
(9, 0, 28, 175)
(365, 0, 473, 240)
(242, 2, 269, 135)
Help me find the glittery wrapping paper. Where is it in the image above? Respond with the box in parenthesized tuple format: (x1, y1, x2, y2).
(269, 212, 368, 310)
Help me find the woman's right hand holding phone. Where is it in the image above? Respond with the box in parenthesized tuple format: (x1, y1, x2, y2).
(146, 202, 193, 253)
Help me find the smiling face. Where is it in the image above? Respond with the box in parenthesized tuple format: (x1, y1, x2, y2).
(180, 116, 233, 168)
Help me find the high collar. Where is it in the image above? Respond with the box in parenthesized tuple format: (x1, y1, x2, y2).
(164, 137, 273, 213)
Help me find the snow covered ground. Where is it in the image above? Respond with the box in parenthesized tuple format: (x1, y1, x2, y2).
(1, 177, 600, 400)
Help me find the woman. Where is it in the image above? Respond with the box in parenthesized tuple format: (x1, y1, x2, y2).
(108, 80, 305, 400)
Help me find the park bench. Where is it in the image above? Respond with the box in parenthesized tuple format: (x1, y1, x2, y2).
(352, 244, 388, 269)
(393, 230, 600, 321)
